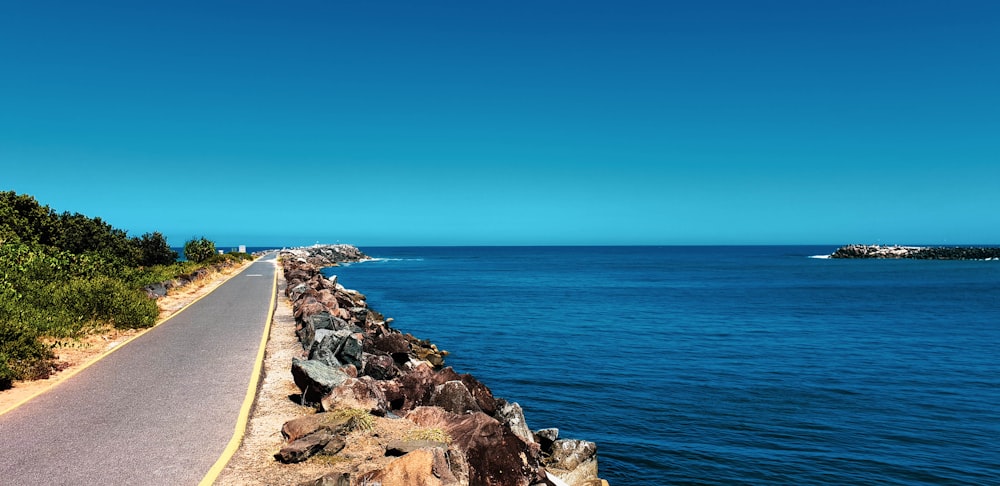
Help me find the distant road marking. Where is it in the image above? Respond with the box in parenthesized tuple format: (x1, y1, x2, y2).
(246, 274, 264, 277)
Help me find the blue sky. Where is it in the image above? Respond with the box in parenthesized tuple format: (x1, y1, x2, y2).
(2, 1, 998, 246)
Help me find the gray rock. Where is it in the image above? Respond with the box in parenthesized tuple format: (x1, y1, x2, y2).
(291, 358, 350, 404)
(143, 282, 167, 299)
(288, 283, 310, 302)
(350, 307, 369, 324)
(296, 318, 316, 350)
(313, 329, 336, 346)
(310, 331, 344, 367)
(308, 311, 335, 330)
(548, 439, 597, 471)
(496, 400, 534, 444)
(309, 311, 351, 332)
(336, 332, 364, 369)
(535, 428, 559, 451)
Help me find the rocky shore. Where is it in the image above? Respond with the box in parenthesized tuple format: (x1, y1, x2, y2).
(831, 244, 1000, 260)
(274, 244, 606, 486)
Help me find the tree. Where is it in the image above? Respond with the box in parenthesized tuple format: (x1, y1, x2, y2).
(184, 237, 216, 263)
(0, 191, 57, 245)
(134, 232, 177, 266)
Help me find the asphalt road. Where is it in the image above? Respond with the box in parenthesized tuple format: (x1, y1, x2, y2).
(0, 253, 278, 485)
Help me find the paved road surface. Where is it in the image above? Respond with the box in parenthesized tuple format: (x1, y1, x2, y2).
(0, 253, 277, 485)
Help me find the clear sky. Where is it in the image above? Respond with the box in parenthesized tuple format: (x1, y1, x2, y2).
(2, 1, 998, 246)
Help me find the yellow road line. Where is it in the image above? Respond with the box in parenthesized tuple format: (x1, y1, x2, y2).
(198, 258, 279, 486)
(0, 259, 260, 418)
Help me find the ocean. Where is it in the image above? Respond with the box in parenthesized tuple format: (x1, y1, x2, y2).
(321, 246, 1000, 485)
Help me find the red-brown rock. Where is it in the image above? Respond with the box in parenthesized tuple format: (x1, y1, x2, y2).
(321, 376, 388, 413)
(362, 448, 459, 486)
(407, 407, 544, 486)
(382, 364, 462, 412)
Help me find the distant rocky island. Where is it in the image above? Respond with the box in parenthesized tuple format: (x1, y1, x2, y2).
(831, 244, 1000, 260)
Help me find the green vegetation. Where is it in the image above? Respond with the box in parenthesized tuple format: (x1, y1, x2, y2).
(184, 236, 216, 263)
(326, 407, 376, 432)
(0, 191, 250, 389)
(136, 232, 178, 266)
(403, 427, 452, 444)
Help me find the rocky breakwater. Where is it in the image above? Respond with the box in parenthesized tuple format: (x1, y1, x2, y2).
(831, 244, 1000, 260)
(277, 245, 606, 486)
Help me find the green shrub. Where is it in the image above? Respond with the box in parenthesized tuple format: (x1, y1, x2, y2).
(184, 237, 216, 263)
(204, 251, 255, 266)
(0, 319, 53, 389)
(50, 277, 159, 331)
(327, 408, 376, 432)
(134, 232, 178, 266)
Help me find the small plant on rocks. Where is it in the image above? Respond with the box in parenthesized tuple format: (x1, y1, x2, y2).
(326, 407, 375, 432)
(403, 427, 452, 444)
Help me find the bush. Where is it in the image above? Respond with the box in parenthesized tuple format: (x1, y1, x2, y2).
(204, 251, 255, 266)
(0, 319, 54, 389)
(184, 237, 216, 263)
(50, 277, 159, 331)
(135, 232, 177, 266)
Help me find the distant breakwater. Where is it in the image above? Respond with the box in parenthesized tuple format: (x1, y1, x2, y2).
(275, 244, 606, 486)
(831, 244, 1000, 260)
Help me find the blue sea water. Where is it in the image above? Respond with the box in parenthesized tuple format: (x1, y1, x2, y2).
(322, 246, 1000, 485)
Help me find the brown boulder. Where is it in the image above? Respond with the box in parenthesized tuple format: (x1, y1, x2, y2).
(294, 299, 327, 322)
(275, 430, 345, 464)
(363, 353, 400, 380)
(460, 373, 497, 416)
(316, 289, 340, 310)
(281, 412, 352, 442)
(281, 414, 324, 442)
(333, 307, 352, 321)
(362, 448, 459, 486)
(368, 332, 411, 359)
(407, 407, 543, 486)
(383, 364, 461, 412)
(430, 380, 481, 414)
(321, 376, 388, 413)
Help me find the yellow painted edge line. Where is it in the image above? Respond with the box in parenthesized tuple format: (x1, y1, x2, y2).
(199, 257, 279, 486)
(0, 258, 261, 418)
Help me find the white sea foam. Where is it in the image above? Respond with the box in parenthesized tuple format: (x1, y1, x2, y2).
(808, 254, 832, 259)
(365, 257, 425, 263)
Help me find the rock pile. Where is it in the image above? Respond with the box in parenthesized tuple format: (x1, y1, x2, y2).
(831, 244, 1000, 260)
(277, 245, 605, 486)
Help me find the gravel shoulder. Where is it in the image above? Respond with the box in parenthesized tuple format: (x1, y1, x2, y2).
(213, 272, 331, 485)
